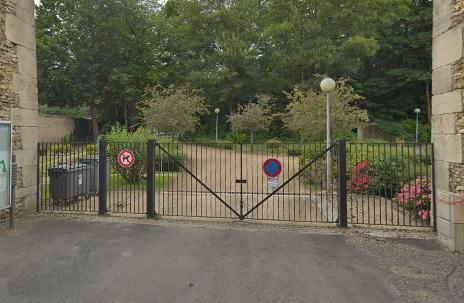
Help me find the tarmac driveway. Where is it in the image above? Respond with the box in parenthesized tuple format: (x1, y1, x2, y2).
(0, 216, 462, 303)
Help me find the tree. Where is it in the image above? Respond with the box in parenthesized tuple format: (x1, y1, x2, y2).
(138, 86, 208, 140)
(36, 0, 161, 138)
(283, 80, 369, 142)
(228, 95, 274, 143)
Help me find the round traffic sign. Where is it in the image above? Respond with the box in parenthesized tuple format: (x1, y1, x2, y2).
(117, 149, 135, 168)
(263, 158, 282, 177)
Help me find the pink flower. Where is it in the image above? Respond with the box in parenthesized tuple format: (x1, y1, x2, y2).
(418, 209, 430, 220)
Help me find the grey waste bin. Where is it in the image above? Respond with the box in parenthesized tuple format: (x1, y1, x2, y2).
(77, 157, 111, 193)
(48, 164, 92, 203)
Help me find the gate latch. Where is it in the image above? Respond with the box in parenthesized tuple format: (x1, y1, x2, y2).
(235, 179, 247, 184)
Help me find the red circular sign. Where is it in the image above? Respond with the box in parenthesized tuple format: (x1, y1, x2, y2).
(117, 149, 135, 168)
(263, 158, 282, 177)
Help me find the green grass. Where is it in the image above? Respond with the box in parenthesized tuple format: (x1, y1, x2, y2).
(40, 173, 175, 199)
(108, 174, 175, 190)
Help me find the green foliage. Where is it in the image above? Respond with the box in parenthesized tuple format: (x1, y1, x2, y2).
(39, 104, 90, 119)
(228, 95, 275, 143)
(155, 151, 185, 172)
(373, 119, 431, 142)
(283, 80, 369, 141)
(50, 144, 73, 155)
(104, 124, 156, 184)
(195, 138, 234, 150)
(85, 144, 97, 155)
(287, 147, 303, 156)
(367, 158, 403, 198)
(266, 139, 282, 150)
(299, 145, 338, 185)
(227, 132, 247, 145)
(139, 85, 208, 139)
(36, 0, 432, 136)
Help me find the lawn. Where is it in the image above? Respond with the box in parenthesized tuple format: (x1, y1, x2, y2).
(40, 173, 175, 201)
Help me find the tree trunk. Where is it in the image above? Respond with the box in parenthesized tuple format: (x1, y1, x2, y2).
(250, 131, 254, 144)
(425, 82, 431, 123)
(90, 102, 99, 140)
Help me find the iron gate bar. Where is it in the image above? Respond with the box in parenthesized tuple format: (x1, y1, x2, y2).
(243, 144, 336, 219)
(154, 142, 241, 218)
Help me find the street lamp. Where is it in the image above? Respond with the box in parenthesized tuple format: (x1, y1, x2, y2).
(214, 108, 220, 142)
(320, 78, 336, 190)
(414, 108, 421, 143)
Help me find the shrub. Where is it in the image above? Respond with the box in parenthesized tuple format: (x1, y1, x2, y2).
(227, 132, 247, 144)
(195, 138, 234, 150)
(349, 157, 402, 198)
(86, 144, 97, 155)
(266, 139, 282, 149)
(104, 124, 156, 184)
(287, 146, 303, 156)
(154, 143, 185, 171)
(299, 146, 337, 185)
(395, 176, 432, 222)
(50, 144, 73, 155)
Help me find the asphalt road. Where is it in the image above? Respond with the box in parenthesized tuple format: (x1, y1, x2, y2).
(0, 218, 403, 303)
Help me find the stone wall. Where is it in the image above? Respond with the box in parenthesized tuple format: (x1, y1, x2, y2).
(0, 0, 38, 210)
(432, 0, 464, 252)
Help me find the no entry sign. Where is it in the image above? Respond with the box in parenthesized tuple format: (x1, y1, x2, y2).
(117, 149, 135, 168)
(262, 158, 282, 178)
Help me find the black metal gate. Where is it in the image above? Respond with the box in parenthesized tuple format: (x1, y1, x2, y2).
(37, 140, 434, 228)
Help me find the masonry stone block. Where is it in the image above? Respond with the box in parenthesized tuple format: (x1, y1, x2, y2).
(431, 113, 456, 134)
(11, 108, 38, 127)
(14, 148, 37, 168)
(19, 126, 37, 150)
(22, 194, 35, 210)
(11, 73, 38, 95)
(431, 133, 463, 162)
(432, 90, 462, 115)
(20, 165, 36, 188)
(17, 45, 37, 78)
(434, 160, 450, 191)
(8, 0, 35, 14)
(454, 224, 464, 251)
(18, 90, 38, 110)
(432, 65, 453, 94)
(434, 0, 453, 37)
(5, 13, 35, 50)
(433, 24, 463, 69)
(437, 190, 451, 218)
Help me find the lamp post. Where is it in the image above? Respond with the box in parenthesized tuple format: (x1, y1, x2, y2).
(320, 78, 336, 190)
(214, 108, 220, 142)
(414, 108, 421, 143)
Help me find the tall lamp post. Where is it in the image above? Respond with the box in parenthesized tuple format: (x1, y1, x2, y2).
(214, 108, 220, 142)
(414, 108, 421, 143)
(320, 78, 336, 190)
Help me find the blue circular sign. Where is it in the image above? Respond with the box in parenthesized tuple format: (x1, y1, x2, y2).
(263, 158, 282, 177)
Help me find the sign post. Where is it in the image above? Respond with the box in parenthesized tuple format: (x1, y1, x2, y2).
(0, 121, 12, 212)
(263, 158, 282, 189)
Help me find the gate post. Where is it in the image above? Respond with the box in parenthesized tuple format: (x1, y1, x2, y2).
(98, 139, 108, 215)
(147, 140, 155, 218)
(337, 140, 348, 227)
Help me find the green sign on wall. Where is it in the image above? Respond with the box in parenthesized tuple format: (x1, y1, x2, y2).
(0, 121, 12, 210)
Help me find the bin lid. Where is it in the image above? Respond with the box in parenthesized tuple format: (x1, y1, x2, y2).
(78, 157, 98, 164)
(48, 163, 89, 174)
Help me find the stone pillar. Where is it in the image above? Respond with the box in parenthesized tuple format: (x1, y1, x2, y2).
(0, 0, 38, 210)
(432, 0, 464, 252)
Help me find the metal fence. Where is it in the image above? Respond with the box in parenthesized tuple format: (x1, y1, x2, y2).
(37, 140, 434, 228)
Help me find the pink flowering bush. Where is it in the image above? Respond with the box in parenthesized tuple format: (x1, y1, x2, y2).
(348, 160, 370, 191)
(348, 158, 401, 198)
(395, 176, 432, 222)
